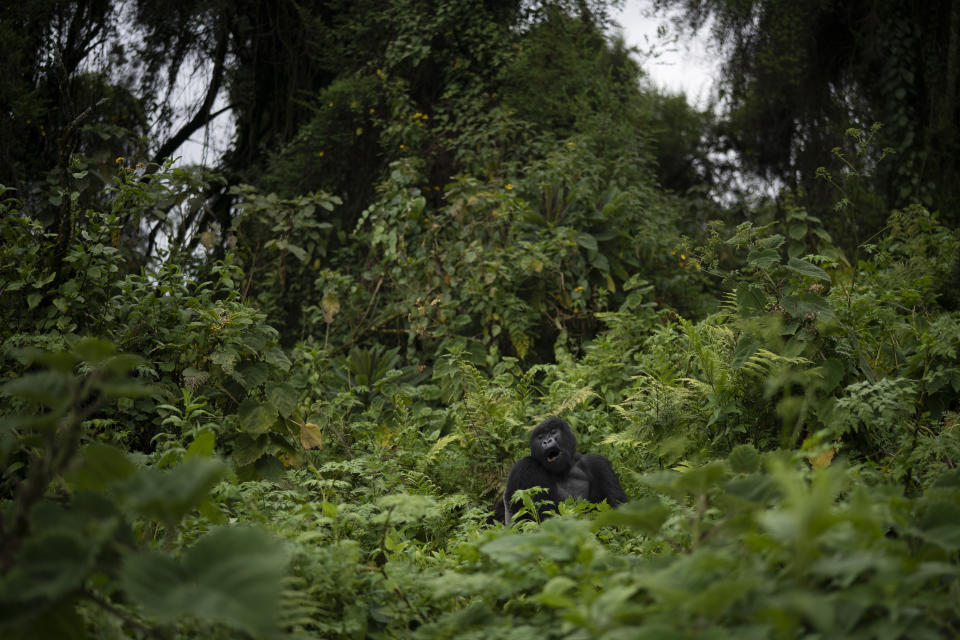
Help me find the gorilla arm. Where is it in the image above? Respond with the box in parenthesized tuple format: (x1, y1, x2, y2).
(503, 455, 563, 524)
(581, 453, 627, 506)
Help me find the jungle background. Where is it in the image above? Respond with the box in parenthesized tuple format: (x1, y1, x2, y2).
(2, 0, 960, 637)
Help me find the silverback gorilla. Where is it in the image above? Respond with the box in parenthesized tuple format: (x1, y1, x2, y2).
(502, 417, 626, 523)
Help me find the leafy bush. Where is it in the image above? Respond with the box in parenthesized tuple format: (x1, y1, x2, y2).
(3, 4, 960, 637)
(0, 340, 285, 639)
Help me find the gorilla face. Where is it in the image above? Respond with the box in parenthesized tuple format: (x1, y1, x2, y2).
(531, 419, 577, 474)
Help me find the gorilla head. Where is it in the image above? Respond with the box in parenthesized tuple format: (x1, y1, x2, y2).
(530, 417, 577, 474)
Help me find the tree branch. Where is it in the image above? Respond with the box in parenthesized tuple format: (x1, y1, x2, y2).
(151, 25, 230, 165)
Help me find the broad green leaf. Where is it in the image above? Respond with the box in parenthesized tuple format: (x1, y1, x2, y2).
(674, 462, 728, 496)
(100, 381, 154, 398)
(240, 330, 267, 352)
(788, 222, 807, 239)
(121, 553, 185, 608)
(727, 444, 761, 474)
(67, 444, 137, 490)
(593, 497, 670, 534)
(774, 590, 835, 633)
(231, 434, 269, 467)
(283, 242, 308, 261)
(264, 346, 291, 371)
(100, 352, 145, 375)
(0, 412, 59, 432)
(785, 257, 830, 281)
(813, 228, 833, 242)
(690, 577, 758, 617)
(781, 293, 835, 319)
(758, 233, 786, 249)
(0, 531, 95, 602)
(654, 435, 690, 467)
(266, 382, 297, 418)
(481, 534, 540, 564)
(121, 527, 286, 639)
(932, 469, 960, 488)
(236, 362, 269, 389)
(722, 474, 778, 504)
(576, 232, 598, 252)
(33, 350, 79, 373)
(732, 333, 762, 368)
(211, 345, 239, 374)
(238, 398, 278, 434)
(71, 337, 117, 362)
(590, 251, 610, 273)
(736, 285, 768, 316)
(185, 428, 216, 458)
(124, 457, 226, 523)
(1, 371, 69, 406)
(916, 502, 960, 551)
(809, 551, 892, 588)
(746, 247, 780, 269)
(408, 195, 426, 218)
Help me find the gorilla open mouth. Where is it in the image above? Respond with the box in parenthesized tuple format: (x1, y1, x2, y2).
(545, 447, 561, 463)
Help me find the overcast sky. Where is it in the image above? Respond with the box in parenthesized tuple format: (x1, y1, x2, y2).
(611, 0, 718, 107)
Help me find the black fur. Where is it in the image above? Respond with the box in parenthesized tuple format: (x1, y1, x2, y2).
(502, 417, 626, 523)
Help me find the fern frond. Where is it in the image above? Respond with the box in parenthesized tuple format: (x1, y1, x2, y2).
(554, 386, 597, 413)
(720, 289, 740, 313)
(741, 348, 812, 377)
(600, 432, 647, 448)
(426, 433, 462, 462)
(279, 576, 324, 632)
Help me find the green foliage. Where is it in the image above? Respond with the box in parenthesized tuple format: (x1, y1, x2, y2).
(121, 526, 286, 638)
(0, 191, 123, 339)
(658, 0, 960, 235)
(4, 4, 960, 638)
(0, 340, 284, 639)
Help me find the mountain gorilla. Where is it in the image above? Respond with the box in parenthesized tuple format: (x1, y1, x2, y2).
(502, 417, 627, 523)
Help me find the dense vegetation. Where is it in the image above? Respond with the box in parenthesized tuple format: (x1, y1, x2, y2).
(2, 1, 959, 638)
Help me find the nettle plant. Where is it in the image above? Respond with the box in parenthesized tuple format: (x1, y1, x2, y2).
(667, 197, 840, 451)
(0, 339, 286, 639)
(673, 131, 960, 486)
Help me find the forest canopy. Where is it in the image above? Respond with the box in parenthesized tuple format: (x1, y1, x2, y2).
(1, 1, 959, 638)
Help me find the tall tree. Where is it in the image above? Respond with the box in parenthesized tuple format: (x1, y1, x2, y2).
(658, 0, 960, 240)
